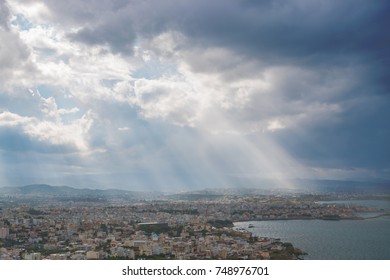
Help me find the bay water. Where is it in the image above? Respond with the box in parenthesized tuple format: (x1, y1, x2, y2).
(234, 200, 390, 259)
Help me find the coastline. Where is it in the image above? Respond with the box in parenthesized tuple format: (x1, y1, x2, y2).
(232, 211, 389, 222)
(235, 214, 390, 260)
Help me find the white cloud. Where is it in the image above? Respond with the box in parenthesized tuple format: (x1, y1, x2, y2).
(132, 77, 199, 126)
(3, 1, 350, 138)
(7, 1, 50, 25)
(118, 126, 129, 131)
(24, 112, 93, 151)
(267, 120, 285, 132)
(1, 0, 386, 188)
(58, 107, 79, 115)
(0, 111, 33, 126)
(126, 32, 350, 135)
(0, 108, 93, 152)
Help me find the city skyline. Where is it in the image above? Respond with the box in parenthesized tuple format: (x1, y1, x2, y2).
(0, 0, 389, 190)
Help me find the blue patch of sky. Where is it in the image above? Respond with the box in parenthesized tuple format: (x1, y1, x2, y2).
(0, 128, 72, 154)
(36, 47, 58, 57)
(36, 85, 52, 99)
(132, 59, 179, 80)
(36, 85, 84, 120)
(57, 54, 70, 64)
(101, 79, 121, 88)
(11, 14, 33, 31)
(0, 90, 41, 117)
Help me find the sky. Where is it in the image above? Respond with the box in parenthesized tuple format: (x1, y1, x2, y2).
(0, 0, 389, 191)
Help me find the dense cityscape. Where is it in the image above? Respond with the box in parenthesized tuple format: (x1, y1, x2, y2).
(1, 185, 388, 260)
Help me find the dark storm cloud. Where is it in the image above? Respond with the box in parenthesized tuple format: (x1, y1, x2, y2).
(59, 0, 390, 91)
(163, 0, 390, 95)
(270, 93, 390, 171)
(2, 0, 389, 187)
(58, 0, 390, 173)
(42, 0, 130, 24)
(178, 1, 390, 62)
(69, 19, 137, 55)
(54, 1, 389, 63)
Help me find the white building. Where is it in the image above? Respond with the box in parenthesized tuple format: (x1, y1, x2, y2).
(25, 253, 42, 260)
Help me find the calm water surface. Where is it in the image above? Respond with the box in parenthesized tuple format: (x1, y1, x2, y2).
(235, 200, 390, 259)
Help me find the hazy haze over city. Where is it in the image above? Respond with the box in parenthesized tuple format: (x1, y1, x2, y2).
(0, 0, 389, 191)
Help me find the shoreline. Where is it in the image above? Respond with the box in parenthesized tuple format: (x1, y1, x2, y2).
(234, 215, 390, 260)
(232, 212, 389, 223)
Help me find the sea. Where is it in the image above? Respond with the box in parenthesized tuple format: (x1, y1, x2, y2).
(234, 200, 390, 260)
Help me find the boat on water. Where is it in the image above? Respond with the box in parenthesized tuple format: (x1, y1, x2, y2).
(322, 215, 341, 221)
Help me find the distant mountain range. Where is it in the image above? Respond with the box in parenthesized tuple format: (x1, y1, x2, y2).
(0, 180, 389, 201)
(171, 180, 390, 200)
(0, 184, 141, 200)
